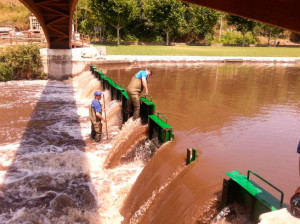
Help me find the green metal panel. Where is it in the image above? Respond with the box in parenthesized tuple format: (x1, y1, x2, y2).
(222, 170, 288, 222)
(140, 95, 155, 123)
(101, 76, 112, 90)
(110, 82, 125, 101)
(90, 65, 97, 74)
(95, 70, 102, 80)
(121, 90, 129, 100)
(148, 113, 174, 146)
(148, 115, 172, 129)
(226, 170, 284, 211)
(186, 148, 197, 165)
(121, 90, 129, 123)
(99, 72, 107, 88)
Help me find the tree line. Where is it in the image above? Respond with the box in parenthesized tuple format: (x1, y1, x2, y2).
(76, 0, 293, 46)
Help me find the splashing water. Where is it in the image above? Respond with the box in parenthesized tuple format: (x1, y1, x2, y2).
(129, 165, 186, 224)
(104, 118, 149, 169)
(0, 72, 146, 223)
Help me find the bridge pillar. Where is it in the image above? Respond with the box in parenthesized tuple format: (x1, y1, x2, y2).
(40, 47, 104, 80)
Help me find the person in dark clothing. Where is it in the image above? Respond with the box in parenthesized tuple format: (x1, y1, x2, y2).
(126, 68, 152, 120)
(290, 141, 300, 217)
(89, 90, 106, 142)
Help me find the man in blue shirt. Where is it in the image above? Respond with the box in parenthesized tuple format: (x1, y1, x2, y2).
(126, 68, 152, 120)
(89, 90, 106, 142)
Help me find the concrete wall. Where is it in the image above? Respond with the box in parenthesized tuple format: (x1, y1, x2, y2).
(40, 47, 104, 80)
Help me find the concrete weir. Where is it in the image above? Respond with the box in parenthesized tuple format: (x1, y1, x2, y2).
(40, 47, 105, 80)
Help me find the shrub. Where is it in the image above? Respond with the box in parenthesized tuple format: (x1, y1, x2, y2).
(123, 34, 139, 42)
(219, 31, 256, 45)
(0, 44, 46, 81)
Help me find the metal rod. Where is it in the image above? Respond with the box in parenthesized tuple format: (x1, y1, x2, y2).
(247, 170, 284, 206)
(157, 112, 168, 124)
(186, 148, 191, 165)
(102, 93, 109, 140)
(144, 94, 152, 102)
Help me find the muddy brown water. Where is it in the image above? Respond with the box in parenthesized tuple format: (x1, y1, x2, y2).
(0, 63, 300, 223)
(105, 63, 300, 223)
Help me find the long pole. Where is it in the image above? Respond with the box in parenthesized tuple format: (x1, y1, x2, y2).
(102, 94, 108, 140)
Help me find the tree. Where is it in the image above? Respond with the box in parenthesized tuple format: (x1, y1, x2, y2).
(184, 4, 220, 42)
(144, 0, 185, 45)
(290, 32, 300, 43)
(226, 15, 256, 46)
(93, 0, 140, 45)
(77, 0, 98, 37)
(256, 23, 284, 46)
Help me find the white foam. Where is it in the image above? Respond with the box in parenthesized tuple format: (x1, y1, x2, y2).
(0, 73, 147, 223)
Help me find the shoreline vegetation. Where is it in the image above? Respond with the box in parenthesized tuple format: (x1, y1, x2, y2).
(0, 44, 46, 81)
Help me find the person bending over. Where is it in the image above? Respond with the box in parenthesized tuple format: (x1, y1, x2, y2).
(126, 68, 152, 120)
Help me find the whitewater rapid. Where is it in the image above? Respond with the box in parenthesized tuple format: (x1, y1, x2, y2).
(0, 72, 147, 223)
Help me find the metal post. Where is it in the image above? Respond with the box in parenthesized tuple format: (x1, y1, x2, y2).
(102, 93, 108, 140)
(186, 148, 191, 165)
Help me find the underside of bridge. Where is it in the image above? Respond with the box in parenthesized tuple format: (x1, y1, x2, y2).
(19, 0, 78, 49)
(19, 0, 300, 49)
(184, 0, 300, 34)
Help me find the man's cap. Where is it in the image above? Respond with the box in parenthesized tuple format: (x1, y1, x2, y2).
(94, 90, 102, 96)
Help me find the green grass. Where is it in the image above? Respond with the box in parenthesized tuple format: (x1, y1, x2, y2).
(94, 44, 300, 57)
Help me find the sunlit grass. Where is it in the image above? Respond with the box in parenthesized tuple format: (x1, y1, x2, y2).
(93, 44, 300, 57)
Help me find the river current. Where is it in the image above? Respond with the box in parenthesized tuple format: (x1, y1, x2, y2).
(0, 63, 300, 223)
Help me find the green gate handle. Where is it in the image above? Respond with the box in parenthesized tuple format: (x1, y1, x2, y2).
(144, 94, 152, 102)
(157, 112, 168, 124)
(247, 170, 284, 206)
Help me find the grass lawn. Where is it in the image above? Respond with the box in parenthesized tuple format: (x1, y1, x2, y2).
(93, 44, 300, 57)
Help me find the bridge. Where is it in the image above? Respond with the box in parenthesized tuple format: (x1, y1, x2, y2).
(19, 0, 300, 49)
(19, 0, 78, 49)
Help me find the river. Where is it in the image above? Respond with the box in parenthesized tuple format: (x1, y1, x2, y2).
(106, 63, 300, 223)
(0, 63, 299, 223)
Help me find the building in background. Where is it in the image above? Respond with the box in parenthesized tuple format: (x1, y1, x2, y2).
(29, 14, 43, 33)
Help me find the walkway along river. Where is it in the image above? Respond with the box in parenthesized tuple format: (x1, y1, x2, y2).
(0, 63, 300, 223)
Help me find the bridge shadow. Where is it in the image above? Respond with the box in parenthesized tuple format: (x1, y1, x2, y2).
(0, 81, 98, 222)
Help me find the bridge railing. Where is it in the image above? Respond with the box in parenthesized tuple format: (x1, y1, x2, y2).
(72, 33, 90, 48)
(0, 32, 46, 46)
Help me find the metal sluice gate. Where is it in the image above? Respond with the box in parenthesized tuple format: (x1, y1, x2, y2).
(91, 65, 288, 220)
(90, 65, 174, 146)
(221, 170, 288, 222)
